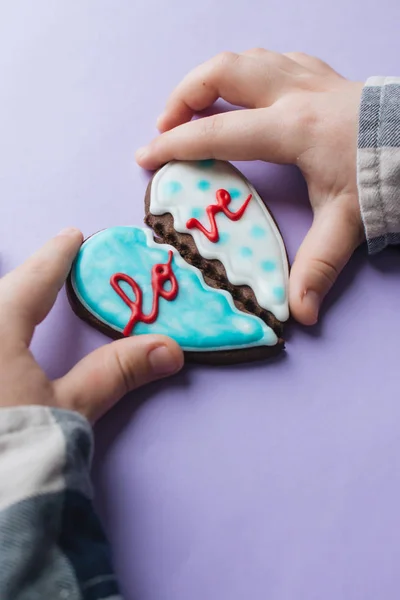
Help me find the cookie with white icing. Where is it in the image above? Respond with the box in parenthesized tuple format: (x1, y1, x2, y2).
(67, 160, 289, 364)
(145, 159, 289, 337)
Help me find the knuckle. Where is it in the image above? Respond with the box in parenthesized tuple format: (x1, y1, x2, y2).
(111, 347, 137, 394)
(216, 51, 240, 68)
(309, 256, 339, 287)
(148, 134, 168, 159)
(284, 99, 318, 134)
(25, 259, 48, 280)
(201, 52, 240, 87)
(286, 51, 309, 60)
(23, 257, 59, 292)
(304, 53, 326, 66)
(201, 115, 223, 140)
(298, 104, 317, 130)
(245, 47, 267, 56)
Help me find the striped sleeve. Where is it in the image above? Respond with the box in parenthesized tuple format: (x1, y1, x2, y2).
(357, 76, 400, 253)
(0, 406, 123, 600)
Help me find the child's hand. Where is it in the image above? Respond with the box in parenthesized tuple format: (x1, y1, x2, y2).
(136, 49, 365, 325)
(0, 229, 183, 422)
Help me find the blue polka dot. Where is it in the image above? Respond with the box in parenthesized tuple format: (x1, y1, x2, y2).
(261, 260, 276, 272)
(273, 286, 285, 303)
(228, 188, 241, 199)
(190, 207, 204, 219)
(240, 246, 253, 258)
(198, 159, 215, 169)
(218, 232, 230, 244)
(197, 179, 211, 191)
(164, 180, 182, 195)
(251, 225, 266, 239)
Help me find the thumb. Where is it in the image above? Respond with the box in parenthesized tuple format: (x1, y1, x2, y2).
(54, 334, 184, 422)
(289, 201, 362, 325)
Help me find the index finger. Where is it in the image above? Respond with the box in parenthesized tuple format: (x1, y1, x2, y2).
(0, 228, 83, 344)
(136, 107, 296, 170)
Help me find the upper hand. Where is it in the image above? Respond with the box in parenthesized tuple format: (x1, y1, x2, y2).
(136, 49, 365, 325)
(0, 228, 183, 422)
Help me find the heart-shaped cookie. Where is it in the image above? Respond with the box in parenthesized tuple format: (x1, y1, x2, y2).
(67, 160, 289, 364)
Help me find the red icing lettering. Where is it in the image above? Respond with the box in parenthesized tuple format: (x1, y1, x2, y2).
(186, 188, 252, 242)
(110, 250, 178, 336)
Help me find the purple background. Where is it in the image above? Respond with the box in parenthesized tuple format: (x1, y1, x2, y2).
(1, 2, 400, 598)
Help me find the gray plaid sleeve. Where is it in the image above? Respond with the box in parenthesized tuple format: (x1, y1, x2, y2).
(0, 406, 123, 600)
(358, 76, 400, 253)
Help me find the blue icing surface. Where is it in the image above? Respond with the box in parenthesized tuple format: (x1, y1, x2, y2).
(197, 159, 215, 168)
(197, 179, 211, 191)
(273, 286, 285, 303)
(72, 227, 276, 351)
(228, 188, 241, 199)
(164, 180, 182, 195)
(251, 225, 266, 239)
(191, 207, 204, 219)
(261, 260, 276, 272)
(218, 232, 230, 244)
(240, 246, 253, 258)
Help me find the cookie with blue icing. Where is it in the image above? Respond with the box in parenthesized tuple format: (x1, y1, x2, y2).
(145, 159, 289, 338)
(67, 226, 284, 364)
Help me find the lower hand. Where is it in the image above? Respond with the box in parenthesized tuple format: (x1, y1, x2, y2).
(136, 49, 365, 325)
(0, 228, 183, 423)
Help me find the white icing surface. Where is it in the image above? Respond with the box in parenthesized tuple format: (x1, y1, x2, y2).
(150, 160, 289, 321)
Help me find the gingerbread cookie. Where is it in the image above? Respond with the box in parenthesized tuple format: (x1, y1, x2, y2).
(67, 160, 289, 364)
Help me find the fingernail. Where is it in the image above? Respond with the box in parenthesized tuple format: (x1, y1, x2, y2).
(149, 345, 181, 376)
(57, 227, 81, 237)
(302, 289, 320, 324)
